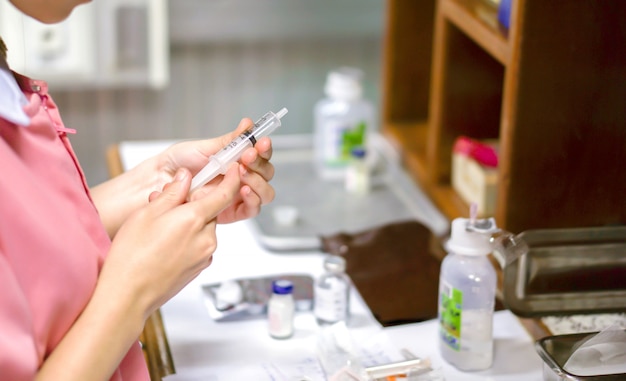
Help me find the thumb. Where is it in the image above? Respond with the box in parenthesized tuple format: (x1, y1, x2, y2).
(190, 163, 241, 223)
(149, 168, 191, 214)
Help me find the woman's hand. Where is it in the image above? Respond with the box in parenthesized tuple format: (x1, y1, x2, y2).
(92, 118, 275, 238)
(153, 118, 275, 223)
(101, 164, 241, 317)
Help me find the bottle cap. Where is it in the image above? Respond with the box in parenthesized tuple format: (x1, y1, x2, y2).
(446, 217, 496, 256)
(272, 279, 294, 294)
(324, 255, 346, 273)
(325, 67, 364, 101)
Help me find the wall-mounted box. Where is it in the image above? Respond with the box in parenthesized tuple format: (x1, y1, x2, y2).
(0, 0, 168, 89)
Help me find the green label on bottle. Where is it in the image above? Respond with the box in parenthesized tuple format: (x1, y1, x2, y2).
(439, 282, 463, 351)
(340, 121, 366, 161)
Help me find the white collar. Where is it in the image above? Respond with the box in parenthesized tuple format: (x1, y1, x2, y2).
(0, 65, 30, 126)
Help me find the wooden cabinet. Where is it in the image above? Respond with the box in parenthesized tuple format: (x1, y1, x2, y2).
(382, 0, 626, 234)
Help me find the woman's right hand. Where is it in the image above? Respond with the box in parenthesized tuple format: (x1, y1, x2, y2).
(98, 163, 241, 320)
(35, 158, 242, 381)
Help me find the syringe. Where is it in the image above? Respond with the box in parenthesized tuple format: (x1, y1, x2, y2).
(189, 107, 288, 194)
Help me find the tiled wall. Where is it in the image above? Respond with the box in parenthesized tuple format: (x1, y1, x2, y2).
(54, 37, 383, 186)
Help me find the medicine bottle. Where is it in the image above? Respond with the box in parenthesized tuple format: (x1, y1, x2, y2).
(268, 279, 295, 339)
(314, 67, 375, 180)
(438, 217, 497, 371)
(345, 147, 370, 195)
(314, 255, 351, 325)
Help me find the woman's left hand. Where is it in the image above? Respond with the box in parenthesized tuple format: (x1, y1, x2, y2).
(151, 118, 276, 223)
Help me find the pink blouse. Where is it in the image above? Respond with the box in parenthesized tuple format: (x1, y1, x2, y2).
(0, 74, 149, 380)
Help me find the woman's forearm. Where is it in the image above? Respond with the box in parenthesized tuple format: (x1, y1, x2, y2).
(91, 157, 162, 238)
(35, 279, 149, 381)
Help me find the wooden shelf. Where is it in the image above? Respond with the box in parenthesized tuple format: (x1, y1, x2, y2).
(382, 0, 626, 340)
(383, 122, 470, 220)
(440, 0, 510, 65)
(383, 0, 626, 233)
(382, 122, 429, 181)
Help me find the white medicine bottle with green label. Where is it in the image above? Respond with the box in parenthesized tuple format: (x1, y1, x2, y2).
(438, 216, 498, 371)
(314, 67, 375, 180)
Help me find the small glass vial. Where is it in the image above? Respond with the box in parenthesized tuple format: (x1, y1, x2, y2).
(268, 279, 295, 339)
(314, 255, 351, 325)
(345, 146, 370, 195)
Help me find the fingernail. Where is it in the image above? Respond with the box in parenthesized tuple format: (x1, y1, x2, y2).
(175, 169, 187, 182)
(239, 165, 248, 176)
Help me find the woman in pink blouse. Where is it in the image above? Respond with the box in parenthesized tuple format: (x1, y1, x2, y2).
(0, 0, 276, 380)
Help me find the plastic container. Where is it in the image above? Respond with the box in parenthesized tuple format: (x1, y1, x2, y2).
(314, 255, 351, 325)
(314, 67, 375, 180)
(438, 217, 498, 371)
(268, 279, 295, 339)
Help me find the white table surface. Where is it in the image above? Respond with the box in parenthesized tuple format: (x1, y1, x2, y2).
(119, 140, 544, 381)
(157, 221, 543, 381)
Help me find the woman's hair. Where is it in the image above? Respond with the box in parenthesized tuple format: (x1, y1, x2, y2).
(0, 37, 6, 59)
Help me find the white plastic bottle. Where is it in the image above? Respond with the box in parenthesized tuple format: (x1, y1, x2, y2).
(268, 279, 295, 339)
(314, 255, 351, 325)
(314, 67, 375, 180)
(438, 217, 498, 371)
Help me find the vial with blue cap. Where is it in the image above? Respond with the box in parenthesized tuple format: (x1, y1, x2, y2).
(268, 279, 295, 339)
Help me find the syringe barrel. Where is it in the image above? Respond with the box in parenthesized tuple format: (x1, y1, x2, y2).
(247, 107, 288, 142)
(189, 108, 288, 193)
(212, 107, 287, 164)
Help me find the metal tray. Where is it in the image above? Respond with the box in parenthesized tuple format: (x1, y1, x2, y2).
(201, 274, 313, 322)
(246, 133, 448, 251)
(502, 226, 626, 317)
(535, 331, 626, 380)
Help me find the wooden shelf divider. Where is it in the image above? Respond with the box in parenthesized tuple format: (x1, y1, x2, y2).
(441, 0, 510, 65)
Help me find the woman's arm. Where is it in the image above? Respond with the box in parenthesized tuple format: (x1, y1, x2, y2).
(37, 165, 242, 381)
(90, 155, 163, 239)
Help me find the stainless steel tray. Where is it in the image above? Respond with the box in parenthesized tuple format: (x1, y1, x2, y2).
(201, 274, 313, 322)
(535, 331, 626, 380)
(502, 226, 626, 317)
(245, 133, 448, 251)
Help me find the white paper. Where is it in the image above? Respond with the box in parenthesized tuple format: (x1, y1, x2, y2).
(564, 325, 626, 376)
